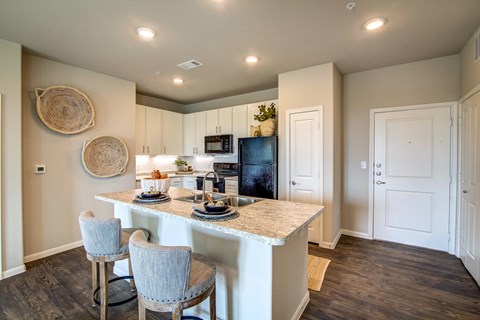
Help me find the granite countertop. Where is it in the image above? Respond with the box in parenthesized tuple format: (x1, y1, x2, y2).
(95, 187, 324, 246)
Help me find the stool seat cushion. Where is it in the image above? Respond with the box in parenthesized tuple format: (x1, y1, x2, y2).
(185, 253, 216, 301)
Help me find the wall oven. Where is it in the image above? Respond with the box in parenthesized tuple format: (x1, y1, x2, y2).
(205, 134, 233, 154)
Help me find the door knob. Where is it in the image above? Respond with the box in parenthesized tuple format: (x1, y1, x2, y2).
(376, 181, 386, 185)
(463, 190, 468, 193)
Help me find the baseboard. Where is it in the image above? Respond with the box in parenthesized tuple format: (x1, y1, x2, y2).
(319, 229, 342, 249)
(2, 264, 26, 279)
(291, 291, 310, 320)
(341, 229, 371, 239)
(24, 240, 84, 263)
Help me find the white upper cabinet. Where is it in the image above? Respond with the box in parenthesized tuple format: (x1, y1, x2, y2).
(206, 107, 232, 135)
(136, 104, 162, 155)
(136, 104, 183, 155)
(183, 111, 206, 155)
(161, 110, 183, 155)
(232, 105, 248, 153)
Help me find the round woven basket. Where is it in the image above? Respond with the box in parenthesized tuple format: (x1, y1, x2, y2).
(35, 86, 95, 135)
(82, 136, 129, 178)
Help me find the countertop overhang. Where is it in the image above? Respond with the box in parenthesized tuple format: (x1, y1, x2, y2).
(95, 187, 324, 246)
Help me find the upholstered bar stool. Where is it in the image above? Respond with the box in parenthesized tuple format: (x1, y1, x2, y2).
(129, 230, 216, 320)
(79, 211, 150, 320)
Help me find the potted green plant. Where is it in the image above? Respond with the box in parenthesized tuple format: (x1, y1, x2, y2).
(173, 157, 188, 172)
(253, 102, 277, 136)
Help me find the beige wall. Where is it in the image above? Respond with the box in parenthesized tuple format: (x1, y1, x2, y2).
(22, 54, 136, 257)
(278, 63, 342, 243)
(460, 25, 480, 97)
(0, 39, 24, 274)
(342, 55, 459, 234)
(185, 88, 278, 113)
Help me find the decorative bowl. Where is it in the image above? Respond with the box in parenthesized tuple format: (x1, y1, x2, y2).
(203, 200, 229, 212)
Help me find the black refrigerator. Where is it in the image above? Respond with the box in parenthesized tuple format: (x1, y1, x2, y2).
(238, 136, 278, 199)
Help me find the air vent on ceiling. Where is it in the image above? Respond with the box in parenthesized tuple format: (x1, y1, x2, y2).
(475, 31, 480, 63)
(177, 59, 203, 70)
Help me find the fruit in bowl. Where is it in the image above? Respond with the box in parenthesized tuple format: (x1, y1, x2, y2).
(203, 200, 229, 212)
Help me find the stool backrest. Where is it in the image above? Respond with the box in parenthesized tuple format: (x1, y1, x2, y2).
(129, 230, 192, 301)
(79, 211, 123, 256)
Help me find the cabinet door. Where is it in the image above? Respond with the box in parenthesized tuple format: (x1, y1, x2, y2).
(218, 107, 232, 134)
(195, 112, 206, 154)
(205, 109, 219, 135)
(135, 105, 147, 154)
(183, 113, 195, 156)
(162, 110, 183, 155)
(232, 105, 247, 153)
(247, 103, 262, 134)
(145, 107, 163, 154)
(183, 177, 197, 190)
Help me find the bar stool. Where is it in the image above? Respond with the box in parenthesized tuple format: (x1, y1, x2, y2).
(128, 230, 216, 320)
(79, 211, 150, 320)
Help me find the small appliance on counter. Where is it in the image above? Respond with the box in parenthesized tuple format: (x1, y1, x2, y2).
(238, 136, 278, 199)
(196, 162, 238, 193)
(205, 134, 233, 154)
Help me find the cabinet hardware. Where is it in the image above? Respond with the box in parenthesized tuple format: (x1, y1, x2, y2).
(147, 146, 149, 153)
(463, 190, 468, 193)
(376, 181, 386, 185)
(142, 146, 145, 153)
(291, 181, 298, 185)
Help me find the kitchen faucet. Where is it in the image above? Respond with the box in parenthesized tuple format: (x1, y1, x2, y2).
(203, 171, 219, 202)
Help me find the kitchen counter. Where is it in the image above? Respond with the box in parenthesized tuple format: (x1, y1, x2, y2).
(96, 187, 324, 320)
(95, 187, 322, 246)
(136, 171, 209, 181)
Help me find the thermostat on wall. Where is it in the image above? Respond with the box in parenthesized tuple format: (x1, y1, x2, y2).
(34, 164, 46, 174)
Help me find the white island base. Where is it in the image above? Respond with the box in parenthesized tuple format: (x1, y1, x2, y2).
(113, 204, 310, 320)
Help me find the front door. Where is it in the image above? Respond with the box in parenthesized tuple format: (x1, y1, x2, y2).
(287, 107, 323, 243)
(459, 91, 480, 284)
(373, 106, 451, 251)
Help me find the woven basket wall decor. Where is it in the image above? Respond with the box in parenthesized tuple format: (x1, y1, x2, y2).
(35, 86, 95, 134)
(82, 136, 129, 178)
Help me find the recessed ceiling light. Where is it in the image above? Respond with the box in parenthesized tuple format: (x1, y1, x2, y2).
(245, 56, 259, 63)
(136, 27, 156, 39)
(363, 18, 386, 30)
(173, 78, 184, 84)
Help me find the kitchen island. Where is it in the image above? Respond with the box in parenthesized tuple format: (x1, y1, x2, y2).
(96, 187, 324, 320)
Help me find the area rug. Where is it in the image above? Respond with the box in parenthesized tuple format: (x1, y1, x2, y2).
(308, 255, 331, 291)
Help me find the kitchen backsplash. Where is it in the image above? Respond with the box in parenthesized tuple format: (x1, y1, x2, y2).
(136, 154, 238, 173)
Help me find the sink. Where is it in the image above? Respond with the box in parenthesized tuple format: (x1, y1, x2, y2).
(174, 194, 263, 207)
(174, 193, 227, 204)
(223, 196, 263, 207)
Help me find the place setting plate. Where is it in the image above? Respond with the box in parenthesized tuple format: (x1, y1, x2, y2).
(191, 201, 239, 221)
(133, 192, 171, 204)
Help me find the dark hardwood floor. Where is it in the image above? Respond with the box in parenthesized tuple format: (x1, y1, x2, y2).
(1, 235, 479, 319)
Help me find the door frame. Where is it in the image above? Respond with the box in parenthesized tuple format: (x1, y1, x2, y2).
(285, 106, 324, 243)
(368, 102, 458, 254)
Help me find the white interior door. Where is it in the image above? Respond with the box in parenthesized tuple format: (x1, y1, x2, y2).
(287, 107, 323, 243)
(459, 91, 480, 284)
(373, 106, 451, 251)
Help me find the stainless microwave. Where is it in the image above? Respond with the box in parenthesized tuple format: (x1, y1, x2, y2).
(205, 134, 233, 154)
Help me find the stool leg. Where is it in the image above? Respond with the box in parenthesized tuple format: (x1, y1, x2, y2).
(91, 261, 99, 307)
(138, 301, 146, 320)
(210, 284, 216, 320)
(99, 260, 108, 320)
(172, 303, 182, 320)
(128, 257, 136, 292)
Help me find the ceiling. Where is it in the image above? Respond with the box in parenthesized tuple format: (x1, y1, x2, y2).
(1, 0, 479, 104)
